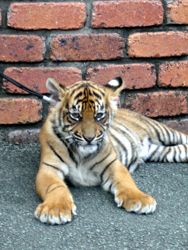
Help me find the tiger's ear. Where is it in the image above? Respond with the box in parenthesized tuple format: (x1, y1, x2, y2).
(106, 77, 124, 94)
(46, 78, 65, 103)
(105, 77, 124, 109)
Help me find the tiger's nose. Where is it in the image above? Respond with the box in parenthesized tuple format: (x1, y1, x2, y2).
(83, 135, 95, 143)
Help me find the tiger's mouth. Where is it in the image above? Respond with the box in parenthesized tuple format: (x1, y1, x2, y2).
(72, 133, 105, 146)
(74, 139, 98, 147)
(78, 144, 98, 156)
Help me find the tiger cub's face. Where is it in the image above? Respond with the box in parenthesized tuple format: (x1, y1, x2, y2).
(47, 78, 123, 151)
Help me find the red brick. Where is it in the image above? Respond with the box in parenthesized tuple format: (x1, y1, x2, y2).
(50, 34, 124, 61)
(3, 67, 82, 94)
(0, 35, 44, 62)
(159, 61, 188, 88)
(8, 2, 86, 30)
(164, 119, 188, 135)
(86, 64, 156, 89)
(128, 32, 188, 58)
(167, 0, 188, 24)
(92, 0, 163, 28)
(0, 98, 42, 124)
(124, 91, 188, 117)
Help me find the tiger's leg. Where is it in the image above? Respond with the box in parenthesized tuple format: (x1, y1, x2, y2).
(102, 160, 157, 214)
(147, 143, 188, 163)
(35, 163, 76, 225)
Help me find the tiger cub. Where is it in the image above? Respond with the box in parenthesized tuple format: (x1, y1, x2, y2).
(35, 77, 188, 225)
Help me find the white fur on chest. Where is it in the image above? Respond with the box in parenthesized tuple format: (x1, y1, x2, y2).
(68, 163, 100, 187)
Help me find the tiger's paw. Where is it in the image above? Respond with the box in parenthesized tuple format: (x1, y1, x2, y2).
(115, 190, 157, 214)
(34, 199, 77, 225)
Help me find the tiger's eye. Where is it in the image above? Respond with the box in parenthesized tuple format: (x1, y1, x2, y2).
(95, 112, 105, 121)
(69, 112, 81, 121)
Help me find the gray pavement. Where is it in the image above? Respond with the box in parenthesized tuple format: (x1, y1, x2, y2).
(0, 142, 188, 250)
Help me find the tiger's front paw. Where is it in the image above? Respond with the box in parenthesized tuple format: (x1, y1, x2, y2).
(115, 190, 157, 214)
(34, 197, 77, 225)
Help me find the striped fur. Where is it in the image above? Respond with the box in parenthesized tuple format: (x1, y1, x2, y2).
(35, 78, 187, 225)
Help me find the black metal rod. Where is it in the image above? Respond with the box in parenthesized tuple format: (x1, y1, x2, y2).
(0, 71, 44, 99)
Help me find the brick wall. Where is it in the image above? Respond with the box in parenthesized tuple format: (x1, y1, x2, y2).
(1, 0, 188, 143)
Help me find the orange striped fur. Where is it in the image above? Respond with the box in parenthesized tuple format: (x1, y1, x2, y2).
(35, 78, 188, 224)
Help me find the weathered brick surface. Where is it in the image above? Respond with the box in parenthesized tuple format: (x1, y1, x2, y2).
(159, 61, 188, 87)
(86, 64, 156, 89)
(0, 98, 42, 124)
(7, 129, 40, 144)
(50, 34, 124, 61)
(0, 35, 44, 62)
(8, 3, 86, 30)
(3, 67, 82, 94)
(128, 32, 188, 58)
(167, 0, 188, 24)
(164, 119, 188, 135)
(0, 0, 188, 134)
(124, 91, 188, 117)
(92, 0, 163, 28)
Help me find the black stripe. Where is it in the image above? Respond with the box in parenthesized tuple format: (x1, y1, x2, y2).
(70, 84, 89, 98)
(71, 83, 105, 100)
(154, 126, 165, 145)
(88, 83, 104, 93)
(110, 132, 129, 165)
(82, 145, 100, 161)
(52, 127, 78, 166)
(169, 129, 175, 144)
(92, 98, 101, 106)
(174, 146, 181, 162)
(100, 159, 117, 182)
(66, 143, 78, 166)
(111, 124, 135, 151)
(173, 131, 178, 144)
(58, 107, 63, 127)
(63, 124, 73, 132)
(47, 143, 65, 163)
(149, 148, 160, 162)
(72, 84, 87, 92)
(165, 126, 177, 146)
(160, 147, 171, 162)
(67, 116, 74, 124)
(145, 119, 165, 145)
(127, 157, 138, 170)
(42, 162, 65, 176)
(89, 150, 111, 170)
(164, 127, 171, 145)
(74, 91, 83, 100)
(92, 91, 102, 100)
(46, 184, 65, 195)
(110, 183, 115, 193)
(117, 150, 123, 163)
(102, 176, 110, 186)
(181, 144, 187, 162)
(158, 123, 172, 146)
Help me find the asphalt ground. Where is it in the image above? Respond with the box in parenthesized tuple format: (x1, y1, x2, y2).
(0, 142, 188, 250)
